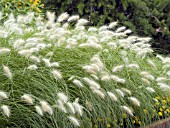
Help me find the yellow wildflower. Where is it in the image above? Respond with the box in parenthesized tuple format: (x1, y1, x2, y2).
(159, 108, 163, 112)
(158, 112, 162, 116)
(162, 100, 166, 104)
(107, 124, 111, 128)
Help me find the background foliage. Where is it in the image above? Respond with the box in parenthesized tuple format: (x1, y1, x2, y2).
(42, 0, 170, 54)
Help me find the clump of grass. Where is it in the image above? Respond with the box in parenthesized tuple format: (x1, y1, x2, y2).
(0, 11, 170, 128)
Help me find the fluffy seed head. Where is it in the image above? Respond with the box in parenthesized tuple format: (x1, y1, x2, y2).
(57, 12, 69, 22)
(1, 105, 10, 117)
(35, 105, 43, 116)
(21, 94, 33, 104)
(40, 101, 53, 115)
(3, 65, 12, 80)
(128, 97, 140, 107)
(146, 87, 155, 93)
(68, 15, 79, 22)
(57, 92, 68, 103)
(73, 79, 84, 87)
(52, 69, 62, 80)
(107, 92, 118, 101)
(73, 102, 83, 116)
(68, 116, 80, 126)
(121, 105, 133, 116)
(0, 91, 8, 100)
(112, 65, 124, 72)
(27, 65, 38, 70)
(0, 48, 11, 55)
(115, 89, 125, 97)
(92, 89, 105, 99)
(66, 102, 75, 114)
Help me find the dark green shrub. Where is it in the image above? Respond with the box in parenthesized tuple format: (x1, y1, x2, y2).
(42, 0, 170, 54)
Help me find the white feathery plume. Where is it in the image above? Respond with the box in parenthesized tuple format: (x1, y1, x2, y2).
(29, 56, 40, 63)
(156, 55, 164, 61)
(115, 89, 125, 97)
(147, 59, 156, 68)
(73, 102, 83, 116)
(68, 15, 79, 22)
(121, 105, 133, 116)
(76, 19, 89, 26)
(18, 49, 32, 57)
(121, 88, 131, 95)
(101, 74, 111, 81)
(57, 12, 69, 22)
(124, 29, 132, 34)
(40, 101, 53, 115)
(85, 100, 93, 111)
(27, 65, 38, 70)
(68, 116, 80, 126)
(66, 102, 75, 114)
(46, 11, 55, 22)
(0, 48, 11, 55)
(128, 97, 140, 107)
(35, 105, 43, 116)
(157, 83, 170, 91)
(90, 74, 99, 80)
(92, 89, 105, 99)
(107, 92, 118, 101)
(83, 77, 100, 90)
(52, 69, 62, 80)
(0, 91, 8, 100)
(57, 92, 68, 103)
(112, 65, 124, 72)
(99, 26, 109, 31)
(137, 37, 152, 42)
(107, 42, 117, 49)
(126, 64, 139, 69)
(116, 26, 126, 33)
(51, 62, 59, 67)
(21, 94, 33, 104)
(156, 77, 167, 82)
(110, 75, 126, 83)
(3, 65, 12, 80)
(1, 105, 10, 117)
(146, 87, 155, 93)
(57, 99, 67, 113)
(109, 21, 117, 28)
(141, 78, 150, 85)
(88, 27, 98, 32)
(73, 79, 84, 87)
(42, 58, 51, 67)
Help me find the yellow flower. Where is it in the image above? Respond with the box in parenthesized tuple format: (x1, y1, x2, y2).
(162, 106, 166, 109)
(158, 112, 162, 116)
(164, 111, 167, 114)
(139, 121, 142, 125)
(107, 124, 111, 128)
(162, 100, 166, 104)
(29, 0, 33, 2)
(159, 108, 163, 112)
